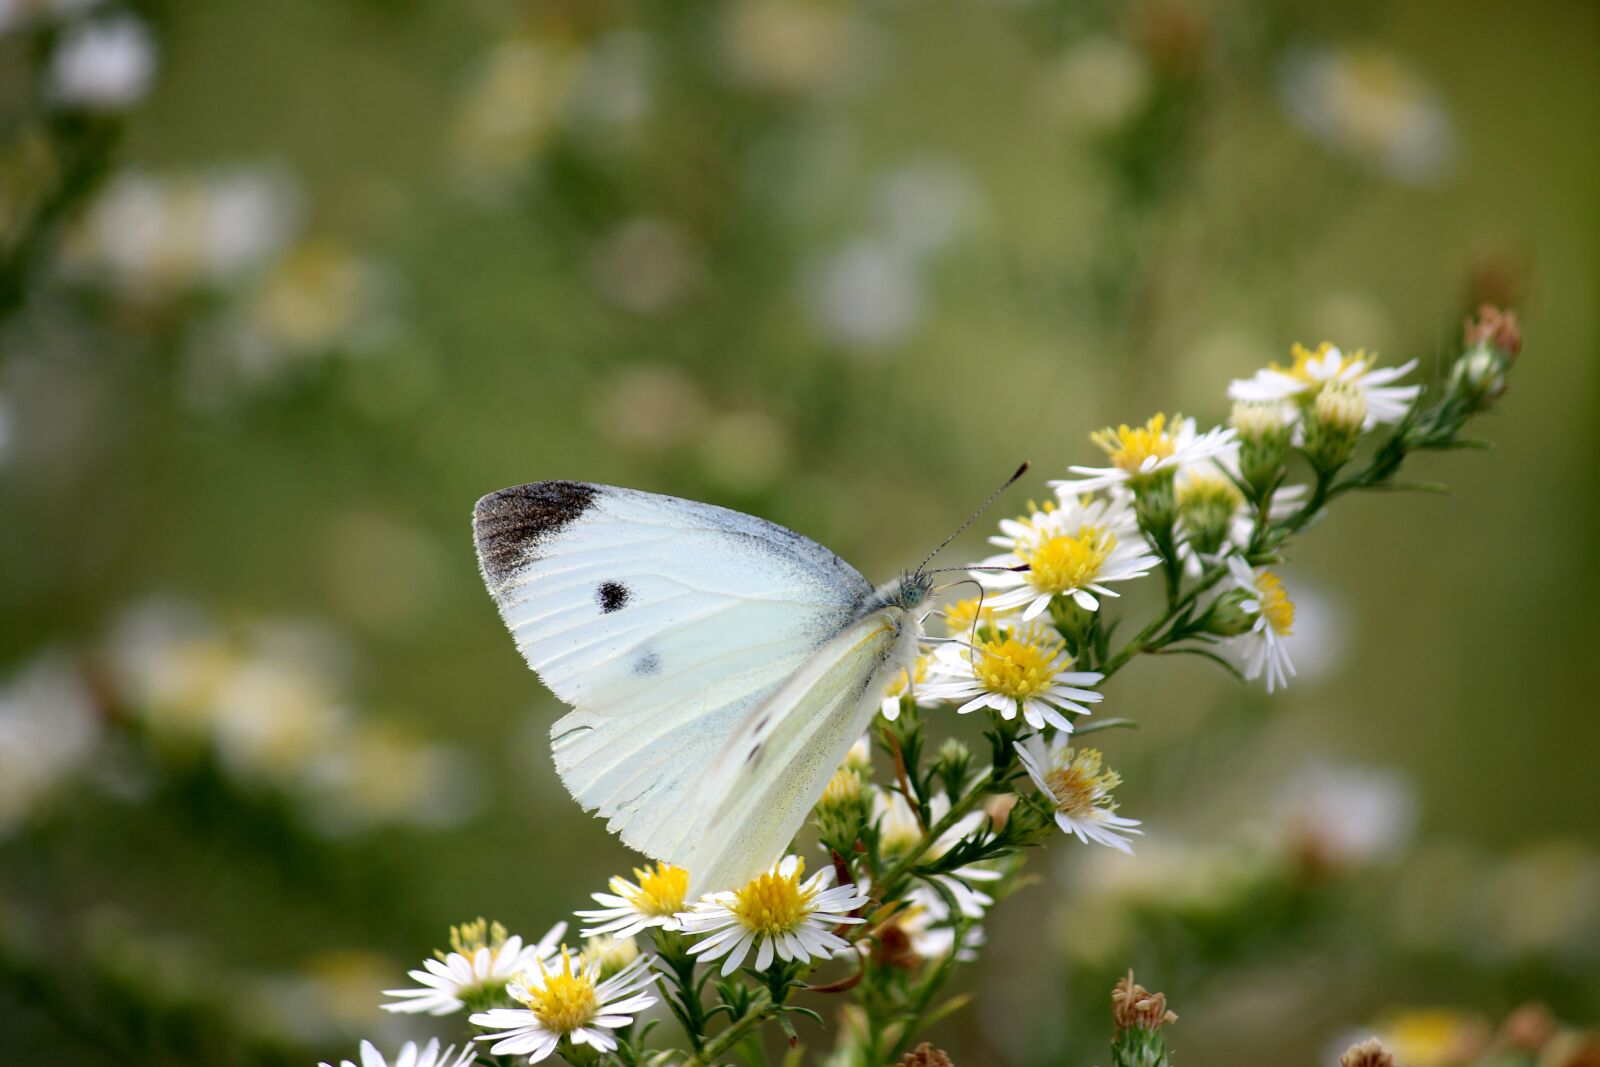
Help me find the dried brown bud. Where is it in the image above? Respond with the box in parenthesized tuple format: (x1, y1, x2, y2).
(1498, 1003, 1558, 1052)
(871, 913, 923, 971)
(1339, 1038, 1395, 1067)
(898, 1042, 955, 1067)
(1463, 305, 1522, 358)
(1112, 970, 1178, 1036)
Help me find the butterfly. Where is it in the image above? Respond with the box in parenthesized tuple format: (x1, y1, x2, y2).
(472, 469, 1025, 898)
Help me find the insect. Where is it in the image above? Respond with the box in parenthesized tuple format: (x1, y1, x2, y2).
(472, 467, 1025, 897)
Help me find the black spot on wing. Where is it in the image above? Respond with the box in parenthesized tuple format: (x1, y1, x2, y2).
(597, 580, 630, 613)
(633, 650, 659, 676)
(473, 481, 599, 587)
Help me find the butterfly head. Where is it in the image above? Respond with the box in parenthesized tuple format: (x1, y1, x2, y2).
(891, 570, 935, 611)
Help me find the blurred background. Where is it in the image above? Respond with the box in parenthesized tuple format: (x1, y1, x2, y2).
(1, 0, 1596, 1064)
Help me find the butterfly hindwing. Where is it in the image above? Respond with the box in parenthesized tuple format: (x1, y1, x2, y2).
(473, 481, 878, 866)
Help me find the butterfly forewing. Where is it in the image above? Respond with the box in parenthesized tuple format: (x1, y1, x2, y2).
(473, 481, 879, 869)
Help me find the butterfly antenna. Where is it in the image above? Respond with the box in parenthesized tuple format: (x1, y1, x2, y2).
(913, 461, 1030, 577)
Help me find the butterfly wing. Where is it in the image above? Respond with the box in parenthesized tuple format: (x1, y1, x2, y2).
(473, 481, 877, 866)
(675, 607, 918, 897)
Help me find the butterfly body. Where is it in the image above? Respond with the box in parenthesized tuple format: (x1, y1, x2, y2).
(474, 480, 924, 895)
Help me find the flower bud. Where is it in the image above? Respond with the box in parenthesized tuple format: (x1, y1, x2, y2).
(1177, 472, 1242, 556)
(1196, 588, 1256, 637)
(813, 766, 869, 850)
(578, 934, 639, 981)
(1462, 304, 1522, 359)
(1338, 1039, 1394, 1067)
(1111, 970, 1178, 1067)
(1302, 380, 1366, 471)
(1448, 346, 1510, 411)
(1229, 400, 1293, 497)
(933, 737, 972, 802)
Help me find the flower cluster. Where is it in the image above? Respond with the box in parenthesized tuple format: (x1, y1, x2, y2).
(338, 309, 1520, 1067)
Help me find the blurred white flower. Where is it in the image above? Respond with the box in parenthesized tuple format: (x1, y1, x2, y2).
(569, 31, 654, 131)
(589, 218, 700, 313)
(875, 789, 999, 917)
(384, 920, 565, 1017)
(1280, 46, 1455, 184)
(873, 160, 981, 260)
(319, 1038, 475, 1067)
(898, 884, 987, 961)
(0, 653, 100, 834)
(1278, 762, 1417, 869)
(305, 723, 478, 835)
(69, 167, 299, 296)
(720, 0, 868, 96)
(46, 16, 156, 111)
(212, 653, 347, 786)
(454, 39, 582, 181)
(1040, 36, 1152, 131)
(805, 238, 922, 352)
(105, 598, 237, 742)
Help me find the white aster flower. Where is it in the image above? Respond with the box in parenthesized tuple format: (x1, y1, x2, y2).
(922, 620, 1103, 733)
(575, 861, 690, 938)
(898, 884, 988, 961)
(471, 950, 658, 1064)
(382, 918, 564, 1016)
(1016, 733, 1141, 853)
(679, 855, 867, 976)
(875, 789, 999, 918)
(1051, 413, 1236, 495)
(319, 1038, 475, 1067)
(1223, 555, 1297, 693)
(878, 652, 937, 721)
(976, 495, 1158, 618)
(1228, 342, 1419, 429)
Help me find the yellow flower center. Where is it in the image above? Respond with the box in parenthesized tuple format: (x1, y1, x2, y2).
(1043, 747, 1120, 819)
(730, 859, 816, 936)
(1091, 414, 1177, 474)
(1255, 571, 1295, 635)
(1020, 524, 1116, 594)
(446, 917, 508, 957)
(1281, 341, 1369, 385)
(942, 596, 997, 637)
(513, 948, 598, 1034)
(616, 862, 689, 917)
(970, 623, 1069, 700)
(1380, 1010, 1478, 1067)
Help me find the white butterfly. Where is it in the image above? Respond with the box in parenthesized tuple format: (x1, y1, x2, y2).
(473, 476, 1018, 898)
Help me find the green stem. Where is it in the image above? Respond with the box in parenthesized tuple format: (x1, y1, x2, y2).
(682, 990, 774, 1067)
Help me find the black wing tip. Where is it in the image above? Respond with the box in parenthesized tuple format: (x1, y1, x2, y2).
(473, 480, 600, 585)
